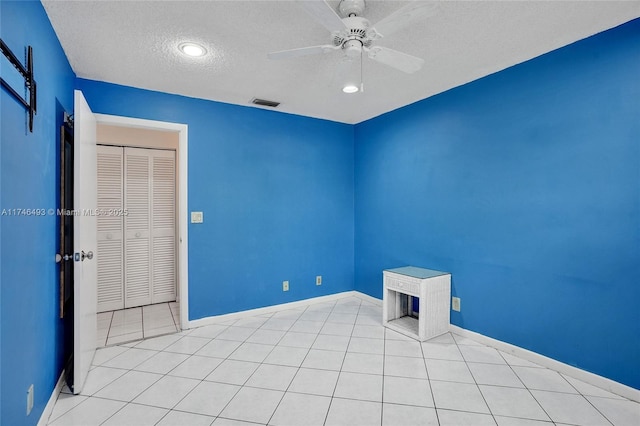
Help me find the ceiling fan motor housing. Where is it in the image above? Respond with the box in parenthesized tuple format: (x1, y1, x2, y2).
(334, 16, 372, 57)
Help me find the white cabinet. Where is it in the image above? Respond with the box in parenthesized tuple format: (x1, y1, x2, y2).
(383, 266, 451, 341)
(97, 146, 176, 312)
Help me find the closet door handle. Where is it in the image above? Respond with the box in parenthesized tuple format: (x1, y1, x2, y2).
(81, 250, 94, 261)
(135, 232, 141, 238)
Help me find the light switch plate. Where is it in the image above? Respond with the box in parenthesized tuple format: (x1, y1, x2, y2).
(191, 211, 203, 224)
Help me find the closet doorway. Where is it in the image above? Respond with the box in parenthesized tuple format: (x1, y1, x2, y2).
(94, 122, 184, 346)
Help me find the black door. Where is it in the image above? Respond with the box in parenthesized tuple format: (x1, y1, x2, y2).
(59, 119, 75, 389)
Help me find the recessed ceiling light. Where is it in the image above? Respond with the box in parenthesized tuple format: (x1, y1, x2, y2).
(342, 85, 359, 94)
(179, 42, 206, 57)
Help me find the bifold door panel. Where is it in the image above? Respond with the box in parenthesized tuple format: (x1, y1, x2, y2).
(124, 148, 152, 308)
(97, 145, 176, 312)
(151, 153, 177, 303)
(97, 146, 125, 311)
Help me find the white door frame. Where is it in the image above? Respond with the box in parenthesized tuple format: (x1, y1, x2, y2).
(94, 113, 189, 329)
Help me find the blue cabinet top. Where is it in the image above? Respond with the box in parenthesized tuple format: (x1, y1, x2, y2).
(384, 266, 450, 279)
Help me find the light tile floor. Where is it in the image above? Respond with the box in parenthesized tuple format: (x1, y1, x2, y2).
(50, 295, 639, 425)
(98, 302, 180, 347)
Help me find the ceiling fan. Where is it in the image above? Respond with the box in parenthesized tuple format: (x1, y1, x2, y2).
(267, 0, 435, 82)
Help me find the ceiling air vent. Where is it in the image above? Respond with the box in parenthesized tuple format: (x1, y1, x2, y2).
(251, 98, 280, 108)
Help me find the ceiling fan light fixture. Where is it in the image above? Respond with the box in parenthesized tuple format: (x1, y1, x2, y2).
(179, 42, 206, 57)
(343, 39, 362, 59)
(342, 84, 359, 94)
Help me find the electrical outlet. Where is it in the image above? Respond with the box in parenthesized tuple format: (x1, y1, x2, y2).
(283, 280, 289, 291)
(26, 384, 34, 415)
(316, 275, 322, 286)
(452, 297, 461, 312)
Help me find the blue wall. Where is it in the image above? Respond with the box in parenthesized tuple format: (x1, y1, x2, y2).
(1, 1, 76, 424)
(354, 19, 640, 388)
(76, 79, 355, 320)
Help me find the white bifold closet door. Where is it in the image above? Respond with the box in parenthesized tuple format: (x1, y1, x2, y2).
(124, 147, 152, 307)
(149, 151, 177, 303)
(97, 146, 176, 312)
(97, 146, 125, 312)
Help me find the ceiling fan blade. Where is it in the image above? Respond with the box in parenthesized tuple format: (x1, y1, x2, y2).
(267, 45, 339, 60)
(297, 0, 347, 33)
(370, 1, 437, 39)
(366, 46, 424, 74)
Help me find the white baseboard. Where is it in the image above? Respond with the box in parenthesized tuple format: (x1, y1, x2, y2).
(38, 370, 65, 426)
(450, 325, 640, 403)
(188, 291, 359, 329)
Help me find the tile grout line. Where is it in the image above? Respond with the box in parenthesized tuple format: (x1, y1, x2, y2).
(458, 335, 499, 424)
(107, 303, 178, 347)
(94, 338, 174, 415)
(159, 320, 247, 419)
(236, 305, 314, 424)
(103, 306, 143, 347)
(99, 310, 114, 348)
(294, 299, 357, 426)
(556, 370, 616, 426)
(228, 300, 344, 424)
(170, 301, 331, 424)
(505, 348, 560, 424)
(461, 337, 619, 424)
(125, 333, 229, 418)
(263, 301, 336, 426)
(58, 364, 165, 426)
(103, 310, 114, 347)
(289, 299, 348, 425)
(140, 320, 239, 424)
(420, 334, 440, 425)
(380, 310, 388, 426)
(322, 298, 366, 426)
(497, 348, 572, 425)
(168, 301, 180, 333)
(88, 311, 223, 424)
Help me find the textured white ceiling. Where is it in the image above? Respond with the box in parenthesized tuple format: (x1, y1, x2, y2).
(42, 1, 640, 124)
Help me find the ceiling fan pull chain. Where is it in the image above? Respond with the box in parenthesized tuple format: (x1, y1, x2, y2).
(360, 47, 364, 93)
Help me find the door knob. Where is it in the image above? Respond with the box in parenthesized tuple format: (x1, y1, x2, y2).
(81, 250, 94, 261)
